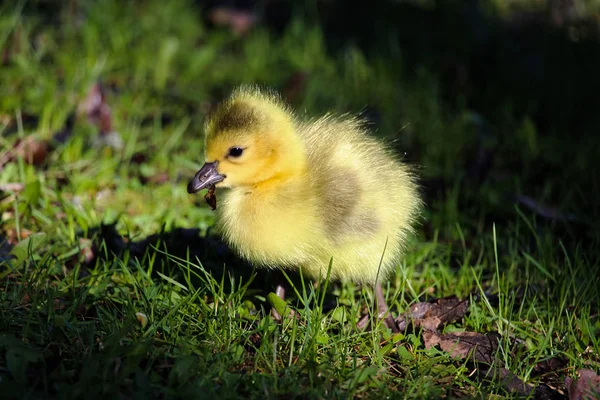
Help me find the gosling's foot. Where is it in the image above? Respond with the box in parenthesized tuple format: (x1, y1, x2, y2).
(270, 306, 297, 322)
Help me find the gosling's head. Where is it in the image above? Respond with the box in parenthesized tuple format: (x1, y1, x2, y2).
(187, 87, 306, 194)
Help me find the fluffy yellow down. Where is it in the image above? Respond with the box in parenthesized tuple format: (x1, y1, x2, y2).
(202, 86, 421, 285)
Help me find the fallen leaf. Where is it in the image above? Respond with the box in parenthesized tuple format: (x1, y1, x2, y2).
(80, 83, 111, 133)
(533, 384, 567, 400)
(422, 297, 469, 326)
(396, 296, 469, 331)
(423, 332, 560, 397)
(396, 302, 432, 331)
(419, 316, 442, 331)
(532, 356, 568, 378)
(0, 136, 49, 168)
(566, 369, 600, 400)
(422, 330, 500, 364)
(6, 228, 33, 245)
(19, 136, 48, 165)
(79, 83, 123, 149)
(529, 356, 570, 398)
(478, 365, 536, 397)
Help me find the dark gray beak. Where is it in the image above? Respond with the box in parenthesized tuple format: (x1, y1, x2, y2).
(187, 162, 226, 194)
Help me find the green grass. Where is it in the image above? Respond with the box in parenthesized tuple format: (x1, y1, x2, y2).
(1, 0, 599, 398)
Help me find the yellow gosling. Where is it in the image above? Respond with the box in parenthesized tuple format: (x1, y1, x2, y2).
(188, 86, 421, 330)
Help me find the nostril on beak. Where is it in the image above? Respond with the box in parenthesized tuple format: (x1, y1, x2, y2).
(187, 161, 225, 194)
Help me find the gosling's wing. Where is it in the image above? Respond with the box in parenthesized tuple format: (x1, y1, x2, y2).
(300, 114, 421, 244)
(299, 116, 383, 243)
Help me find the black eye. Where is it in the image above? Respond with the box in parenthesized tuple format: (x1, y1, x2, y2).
(228, 147, 244, 158)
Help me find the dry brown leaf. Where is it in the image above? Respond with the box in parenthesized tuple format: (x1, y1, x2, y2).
(6, 228, 33, 245)
(419, 316, 442, 331)
(396, 297, 469, 331)
(80, 83, 113, 134)
(532, 356, 569, 378)
(478, 366, 537, 397)
(566, 369, 600, 400)
(396, 302, 432, 331)
(79, 83, 123, 149)
(423, 297, 469, 324)
(423, 330, 500, 364)
(0, 136, 49, 168)
(422, 331, 557, 397)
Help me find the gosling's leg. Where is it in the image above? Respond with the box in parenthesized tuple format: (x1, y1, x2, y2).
(270, 282, 300, 322)
(270, 284, 286, 321)
(357, 282, 399, 332)
(375, 282, 399, 332)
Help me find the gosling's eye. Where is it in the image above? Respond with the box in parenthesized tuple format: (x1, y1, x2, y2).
(227, 147, 244, 158)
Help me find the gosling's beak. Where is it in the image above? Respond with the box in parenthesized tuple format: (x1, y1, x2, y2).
(187, 161, 225, 194)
